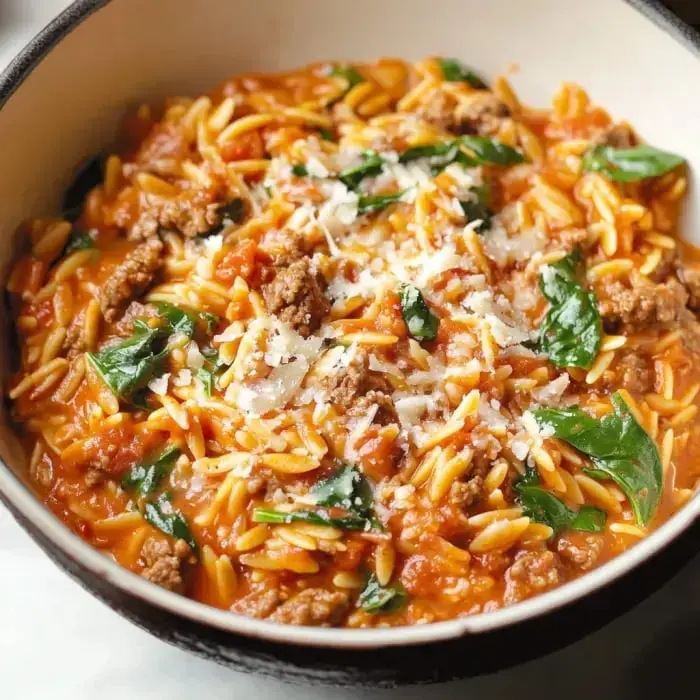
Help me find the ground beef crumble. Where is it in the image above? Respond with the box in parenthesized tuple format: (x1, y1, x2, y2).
(140, 538, 191, 594)
(267, 588, 350, 626)
(503, 550, 562, 605)
(99, 238, 164, 323)
(261, 258, 330, 337)
(348, 390, 399, 426)
(416, 90, 510, 136)
(556, 533, 604, 572)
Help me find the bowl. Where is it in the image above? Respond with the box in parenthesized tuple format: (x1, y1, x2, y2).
(1, 0, 700, 686)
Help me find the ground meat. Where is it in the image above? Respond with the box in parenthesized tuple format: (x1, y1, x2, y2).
(448, 474, 485, 509)
(614, 350, 653, 394)
(140, 538, 191, 594)
(261, 258, 330, 337)
(99, 238, 163, 323)
(231, 588, 284, 619)
(348, 390, 399, 426)
(266, 232, 314, 267)
(62, 309, 86, 359)
(503, 550, 562, 605)
(114, 301, 157, 336)
(83, 443, 121, 487)
(129, 189, 221, 240)
(677, 263, 700, 310)
(416, 90, 510, 136)
(592, 123, 636, 148)
(597, 272, 689, 334)
(267, 588, 350, 626)
(556, 533, 604, 572)
(318, 346, 392, 404)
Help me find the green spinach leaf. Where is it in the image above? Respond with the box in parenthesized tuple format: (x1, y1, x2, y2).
(357, 190, 406, 215)
(86, 320, 169, 401)
(144, 492, 197, 553)
(252, 508, 373, 531)
(538, 249, 601, 369)
(318, 128, 335, 141)
(460, 135, 526, 165)
(533, 392, 663, 526)
(328, 64, 365, 90)
(459, 184, 493, 232)
(438, 58, 487, 89)
(339, 152, 385, 190)
(154, 302, 197, 338)
(64, 229, 95, 254)
(399, 284, 439, 341)
(122, 444, 180, 498)
(515, 468, 606, 533)
(311, 464, 373, 515)
(358, 575, 408, 613)
(581, 145, 685, 182)
(292, 164, 309, 177)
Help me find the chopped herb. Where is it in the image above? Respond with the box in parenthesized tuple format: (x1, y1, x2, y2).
(358, 575, 408, 613)
(460, 135, 526, 166)
(338, 152, 384, 190)
(203, 197, 246, 236)
(328, 64, 365, 90)
(195, 348, 226, 397)
(581, 144, 684, 182)
(62, 155, 103, 218)
(318, 128, 335, 141)
(311, 465, 373, 516)
(399, 284, 439, 341)
(292, 164, 309, 177)
(252, 508, 373, 531)
(399, 141, 469, 173)
(533, 392, 663, 526)
(196, 366, 216, 397)
(86, 320, 170, 401)
(196, 310, 220, 335)
(121, 444, 180, 498)
(357, 190, 406, 215)
(154, 302, 196, 338)
(515, 468, 606, 534)
(438, 58, 487, 89)
(64, 229, 95, 254)
(459, 184, 492, 232)
(144, 492, 197, 553)
(538, 249, 601, 369)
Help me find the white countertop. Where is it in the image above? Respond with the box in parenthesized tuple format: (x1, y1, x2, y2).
(2, 3, 700, 698)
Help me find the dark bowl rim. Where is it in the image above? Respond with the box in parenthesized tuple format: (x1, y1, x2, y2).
(0, 0, 700, 651)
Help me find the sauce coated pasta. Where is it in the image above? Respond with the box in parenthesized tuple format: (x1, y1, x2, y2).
(8, 57, 700, 627)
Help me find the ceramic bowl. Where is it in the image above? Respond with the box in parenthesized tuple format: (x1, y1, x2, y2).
(1, 0, 700, 686)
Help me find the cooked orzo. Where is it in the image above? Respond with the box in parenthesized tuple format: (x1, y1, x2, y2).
(8, 56, 700, 627)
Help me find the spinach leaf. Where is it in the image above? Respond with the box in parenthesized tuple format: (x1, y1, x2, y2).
(438, 58, 487, 89)
(515, 468, 606, 534)
(121, 444, 180, 498)
(358, 575, 408, 613)
(144, 492, 197, 553)
(311, 465, 373, 515)
(460, 135, 526, 165)
(459, 184, 492, 232)
(533, 392, 663, 526)
(196, 311, 220, 335)
(538, 249, 601, 369)
(328, 64, 365, 90)
(252, 507, 373, 531)
(62, 155, 103, 218)
(196, 366, 216, 397)
(292, 164, 309, 177)
(339, 152, 384, 190)
(204, 198, 246, 236)
(154, 302, 196, 337)
(399, 284, 439, 341)
(357, 191, 406, 215)
(318, 128, 335, 142)
(86, 320, 169, 401)
(399, 141, 470, 172)
(581, 145, 685, 182)
(64, 229, 95, 254)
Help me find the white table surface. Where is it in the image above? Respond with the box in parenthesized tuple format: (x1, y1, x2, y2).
(2, 2, 700, 698)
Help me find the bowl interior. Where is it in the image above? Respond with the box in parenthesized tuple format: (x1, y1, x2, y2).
(1, 0, 700, 648)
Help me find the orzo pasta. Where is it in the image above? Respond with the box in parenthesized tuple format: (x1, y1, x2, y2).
(8, 57, 700, 627)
